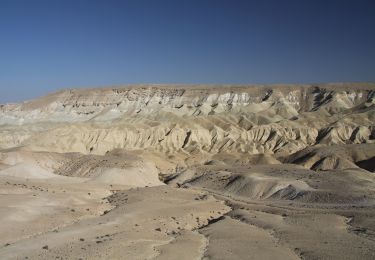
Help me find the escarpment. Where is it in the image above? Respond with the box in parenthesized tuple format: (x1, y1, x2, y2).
(0, 83, 374, 171)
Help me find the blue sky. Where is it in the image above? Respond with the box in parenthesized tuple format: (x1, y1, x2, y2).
(1, 0, 375, 103)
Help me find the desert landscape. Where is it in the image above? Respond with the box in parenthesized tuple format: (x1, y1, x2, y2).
(0, 83, 375, 259)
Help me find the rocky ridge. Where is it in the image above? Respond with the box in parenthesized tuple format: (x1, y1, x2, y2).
(0, 83, 374, 164)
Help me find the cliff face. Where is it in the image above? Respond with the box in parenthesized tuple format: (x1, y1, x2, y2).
(1, 84, 373, 123)
(0, 83, 374, 156)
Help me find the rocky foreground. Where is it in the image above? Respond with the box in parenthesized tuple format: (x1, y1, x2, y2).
(0, 83, 375, 259)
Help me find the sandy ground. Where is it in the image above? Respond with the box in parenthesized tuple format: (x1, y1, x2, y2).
(1, 154, 375, 260)
(0, 179, 229, 259)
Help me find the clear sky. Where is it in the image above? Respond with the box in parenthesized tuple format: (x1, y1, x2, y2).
(1, 0, 375, 103)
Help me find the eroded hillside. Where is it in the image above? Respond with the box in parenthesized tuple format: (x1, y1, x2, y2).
(1, 84, 374, 161)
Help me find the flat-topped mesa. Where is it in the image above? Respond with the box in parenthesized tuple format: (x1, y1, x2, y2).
(0, 83, 374, 155)
(0, 83, 374, 125)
